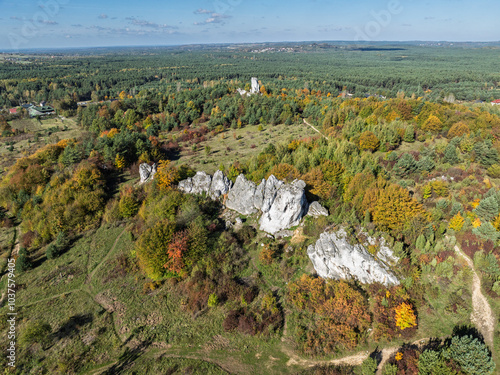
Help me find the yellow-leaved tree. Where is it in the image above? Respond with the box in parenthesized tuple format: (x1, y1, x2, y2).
(395, 302, 417, 330)
(115, 154, 125, 170)
(422, 114, 443, 133)
(449, 212, 465, 231)
(493, 214, 500, 231)
(156, 160, 179, 190)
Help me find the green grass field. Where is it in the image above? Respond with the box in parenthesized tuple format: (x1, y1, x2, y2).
(1, 116, 84, 175)
(166, 121, 320, 174)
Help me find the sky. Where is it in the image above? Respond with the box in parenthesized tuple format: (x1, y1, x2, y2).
(0, 0, 499, 50)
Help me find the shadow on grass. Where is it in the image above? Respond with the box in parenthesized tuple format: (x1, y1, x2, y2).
(52, 313, 94, 341)
(103, 338, 153, 375)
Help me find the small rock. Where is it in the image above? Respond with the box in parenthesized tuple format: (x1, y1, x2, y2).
(274, 230, 294, 238)
(307, 201, 329, 217)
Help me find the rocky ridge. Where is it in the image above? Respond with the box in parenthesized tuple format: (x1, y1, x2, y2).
(307, 229, 399, 286)
(178, 171, 322, 235)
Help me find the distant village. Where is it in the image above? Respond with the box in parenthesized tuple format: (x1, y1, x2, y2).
(7, 102, 56, 118)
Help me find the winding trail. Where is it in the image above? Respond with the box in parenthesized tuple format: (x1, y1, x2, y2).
(87, 228, 127, 286)
(303, 119, 328, 140)
(453, 244, 495, 348)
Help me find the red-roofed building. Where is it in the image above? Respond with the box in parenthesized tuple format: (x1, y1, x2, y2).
(492, 99, 500, 106)
(9, 108, 17, 114)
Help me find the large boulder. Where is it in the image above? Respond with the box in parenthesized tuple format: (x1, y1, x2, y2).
(259, 179, 308, 234)
(307, 229, 399, 286)
(209, 170, 232, 199)
(139, 163, 156, 184)
(225, 174, 258, 215)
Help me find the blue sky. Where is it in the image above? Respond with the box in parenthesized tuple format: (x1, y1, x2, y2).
(0, 0, 499, 50)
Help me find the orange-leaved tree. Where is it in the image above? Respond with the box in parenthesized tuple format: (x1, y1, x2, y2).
(447, 121, 470, 139)
(165, 230, 189, 274)
(288, 274, 371, 354)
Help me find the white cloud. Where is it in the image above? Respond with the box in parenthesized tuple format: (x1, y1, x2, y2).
(98, 14, 108, 19)
(194, 11, 230, 25)
(194, 9, 213, 14)
(125, 17, 176, 30)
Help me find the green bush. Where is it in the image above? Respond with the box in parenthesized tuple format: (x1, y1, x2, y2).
(356, 357, 377, 375)
(16, 248, 31, 272)
(418, 349, 455, 375)
(119, 195, 139, 218)
(443, 144, 459, 164)
(474, 196, 499, 221)
(486, 164, 500, 178)
(207, 293, 219, 308)
(19, 320, 52, 349)
(444, 335, 495, 375)
(46, 243, 59, 259)
(382, 363, 397, 375)
(394, 153, 418, 177)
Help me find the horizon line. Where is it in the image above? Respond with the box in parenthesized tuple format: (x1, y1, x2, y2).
(2, 39, 500, 53)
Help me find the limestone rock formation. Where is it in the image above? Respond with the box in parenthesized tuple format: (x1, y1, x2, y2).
(251, 77, 260, 94)
(209, 170, 232, 199)
(362, 232, 399, 266)
(178, 171, 309, 235)
(307, 229, 399, 286)
(225, 174, 258, 215)
(139, 163, 156, 184)
(259, 180, 308, 235)
(178, 170, 232, 199)
(307, 201, 329, 217)
(253, 175, 283, 212)
(178, 171, 211, 194)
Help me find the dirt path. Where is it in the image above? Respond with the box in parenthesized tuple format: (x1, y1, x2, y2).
(88, 228, 127, 284)
(303, 119, 328, 140)
(11, 226, 20, 257)
(374, 338, 430, 375)
(453, 244, 495, 348)
(284, 347, 370, 368)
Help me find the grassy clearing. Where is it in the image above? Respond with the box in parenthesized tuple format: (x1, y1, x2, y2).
(166, 122, 319, 174)
(1, 116, 83, 174)
(6, 290, 123, 374)
(417, 263, 473, 339)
